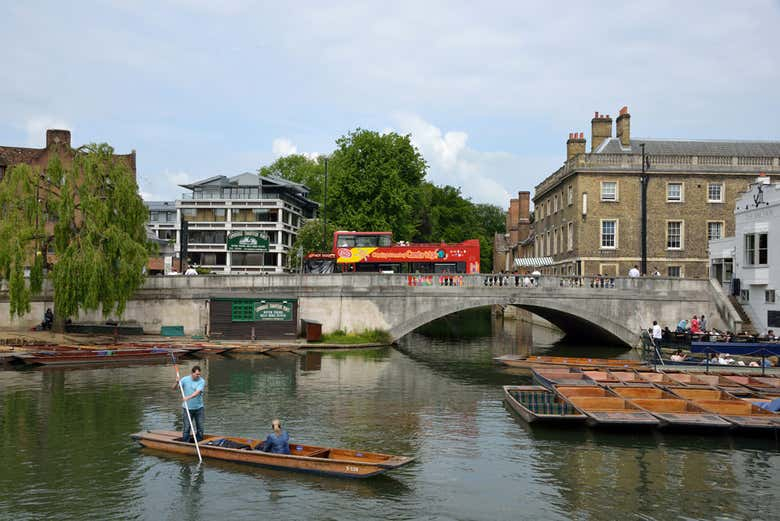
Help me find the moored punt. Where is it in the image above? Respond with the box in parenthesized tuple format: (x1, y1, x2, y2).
(609, 370, 653, 385)
(719, 375, 780, 394)
(554, 386, 660, 428)
(503, 385, 587, 424)
(532, 368, 595, 389)
(664, 387, 780, 433)
(580, 370, 623, 386)
(687, 374, 751, 395)
(14, 347, 191, 366)
(131, 430, 414, 478)
(609, 386, 731, 430)
(495, 355, 642, 370)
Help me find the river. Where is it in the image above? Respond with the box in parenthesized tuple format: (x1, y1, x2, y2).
(1, 308, 778, 521)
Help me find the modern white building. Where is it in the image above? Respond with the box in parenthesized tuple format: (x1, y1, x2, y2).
(144, 173, 318, 274)
(709, 175, 779, 334)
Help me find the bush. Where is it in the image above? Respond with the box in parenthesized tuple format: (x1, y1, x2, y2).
(320, 329, 392, 345)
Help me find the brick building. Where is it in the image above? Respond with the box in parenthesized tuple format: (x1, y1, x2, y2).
(531, 107, 780, 278)
(493, 191, 534, 272)
(0, 129, 136, 181)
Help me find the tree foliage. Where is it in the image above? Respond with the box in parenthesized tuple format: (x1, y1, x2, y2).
(0, 144, 151, 320)
(258, 154, 325, 203)
(327, 129, 427, 240)
(288, 219, 337, 268)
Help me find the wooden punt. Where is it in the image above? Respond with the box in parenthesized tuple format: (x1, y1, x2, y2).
(503, 385, 586, 424)
(609, 370, 653, 385)
(580, 370, 624, 386)
(495, 355, 642, 370)
(554, 386, 660, 428)
(15, 348, 191, 366)
(609, 386, 731, 430)
(686, 374, 751, 394)
(664, 387, 780, 433)
(131, 430, 414, 478)
(532, 368, 595, 389)
(719, 375, 780, 394)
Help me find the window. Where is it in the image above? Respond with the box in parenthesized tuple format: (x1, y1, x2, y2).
(668, 266, 681, 278)
(741, 289, 750, 301)
(231, 301, 255, 322)
(189, 230, 226, 244)
(553, 229, 558, 254)
(567, 185, 573, 206)
(766, 290, 776, 303)
(745, 233, 768, 265)
(567, 222, 573, 251)
(707, 222, 723, 242)
(667, 183, 683, 202)
(546, 200, 551, 217)
(181, 208, 196, 218)
(553, 195, 558, 213)
(708, 183, 723, 203)
(546, 231, 550, 254)
(667, 221, 683, 249)
(600, 220, 617, 249)
(601, 181, 617, 201)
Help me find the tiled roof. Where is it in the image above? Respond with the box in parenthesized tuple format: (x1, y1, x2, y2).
(597, 137, 780, 156)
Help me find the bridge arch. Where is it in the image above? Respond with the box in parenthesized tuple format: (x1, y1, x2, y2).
(388, 296, 633, 346)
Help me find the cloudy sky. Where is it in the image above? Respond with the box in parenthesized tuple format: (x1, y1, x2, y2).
(2, 1, 778, 207)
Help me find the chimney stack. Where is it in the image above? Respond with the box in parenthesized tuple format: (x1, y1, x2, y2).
(590, 112, 612, 152)
(517, 191, 531, 243)
(616, 106, 630, 147)
(566, 132, 586, 161)
(46, 129, 71, 149)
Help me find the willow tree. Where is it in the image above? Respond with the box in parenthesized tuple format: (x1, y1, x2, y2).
(0, 144, 151, 323)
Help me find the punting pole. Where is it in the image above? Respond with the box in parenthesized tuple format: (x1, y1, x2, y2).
(171, 352, 202, 464)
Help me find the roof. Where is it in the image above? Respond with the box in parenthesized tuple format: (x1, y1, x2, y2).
(596, 137, 780, 156)
(180, 173, 309, 192)
(0, 146, 45, 166)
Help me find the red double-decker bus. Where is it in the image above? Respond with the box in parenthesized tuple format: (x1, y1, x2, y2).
(331, 231, 480, 273)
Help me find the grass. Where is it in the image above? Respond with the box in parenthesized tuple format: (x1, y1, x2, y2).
(318, 329, 393, 345)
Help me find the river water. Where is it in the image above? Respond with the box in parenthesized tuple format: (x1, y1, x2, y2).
(1, 309, 778, 521)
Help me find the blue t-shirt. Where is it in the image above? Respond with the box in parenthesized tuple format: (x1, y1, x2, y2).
(263, 430, 290, 454)
(180, 375, 205, 410)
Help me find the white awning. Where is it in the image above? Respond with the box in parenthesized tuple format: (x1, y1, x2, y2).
(514, 257, 553, 267)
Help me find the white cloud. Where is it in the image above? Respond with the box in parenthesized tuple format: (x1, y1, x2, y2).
(24, 116, 70, 146)
(272, 138, 298, 157)
(393, 113, 523, 207)
(271, 138, 318, 160)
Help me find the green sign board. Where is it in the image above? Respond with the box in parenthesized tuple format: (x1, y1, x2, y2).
(227, 231, 269, 251)
(254, 300, 294, 321)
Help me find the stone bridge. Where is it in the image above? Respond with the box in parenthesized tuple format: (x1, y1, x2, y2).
(1, 274, 742, 347)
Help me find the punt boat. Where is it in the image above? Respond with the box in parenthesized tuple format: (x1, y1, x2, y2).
(554, 386, 660, 428)
(532, 368, 596, 389)
(609, 370, 653, 385)
(686, 374, 751, 395)
(494, 354, 642, 370)
(663, 387, 780, 433)
(14, 347, 192, 366)
(719, 375, 780, 394)
(609, 386, 731, 430)
(131, 430, 414, 478)
(503, 385, 587, 424)
(580, 370, 624, 386)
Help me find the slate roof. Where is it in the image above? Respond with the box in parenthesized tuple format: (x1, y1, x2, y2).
(596, 137, 780, 156)
(144, 201, 177, 211)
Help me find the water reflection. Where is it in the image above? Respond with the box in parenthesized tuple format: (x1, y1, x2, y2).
(0, 308, 778, 520)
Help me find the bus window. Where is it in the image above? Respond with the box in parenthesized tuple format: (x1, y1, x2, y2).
(337, 235, 356, 247)
(378, 235, 392, 246)
(356, 235, 378, 247)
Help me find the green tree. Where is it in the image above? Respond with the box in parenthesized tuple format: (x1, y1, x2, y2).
(471, 203, 505, 272)
(258, 154, 325, 203)
(327, 129, 427, 239)
(0, 144, 151, 322)
(288, 219, 337, 269)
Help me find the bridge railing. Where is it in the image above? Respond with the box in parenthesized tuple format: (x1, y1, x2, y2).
(134, 273, 708, 293)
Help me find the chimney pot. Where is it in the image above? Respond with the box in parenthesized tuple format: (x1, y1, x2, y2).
(595, 112, 599, 118)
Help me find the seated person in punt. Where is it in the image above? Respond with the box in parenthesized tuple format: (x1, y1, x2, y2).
(261, 419, 290, 454)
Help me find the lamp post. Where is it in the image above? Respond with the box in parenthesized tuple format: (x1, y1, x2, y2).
(640, 143, 650, 275)
(321, 156, 329, 251)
